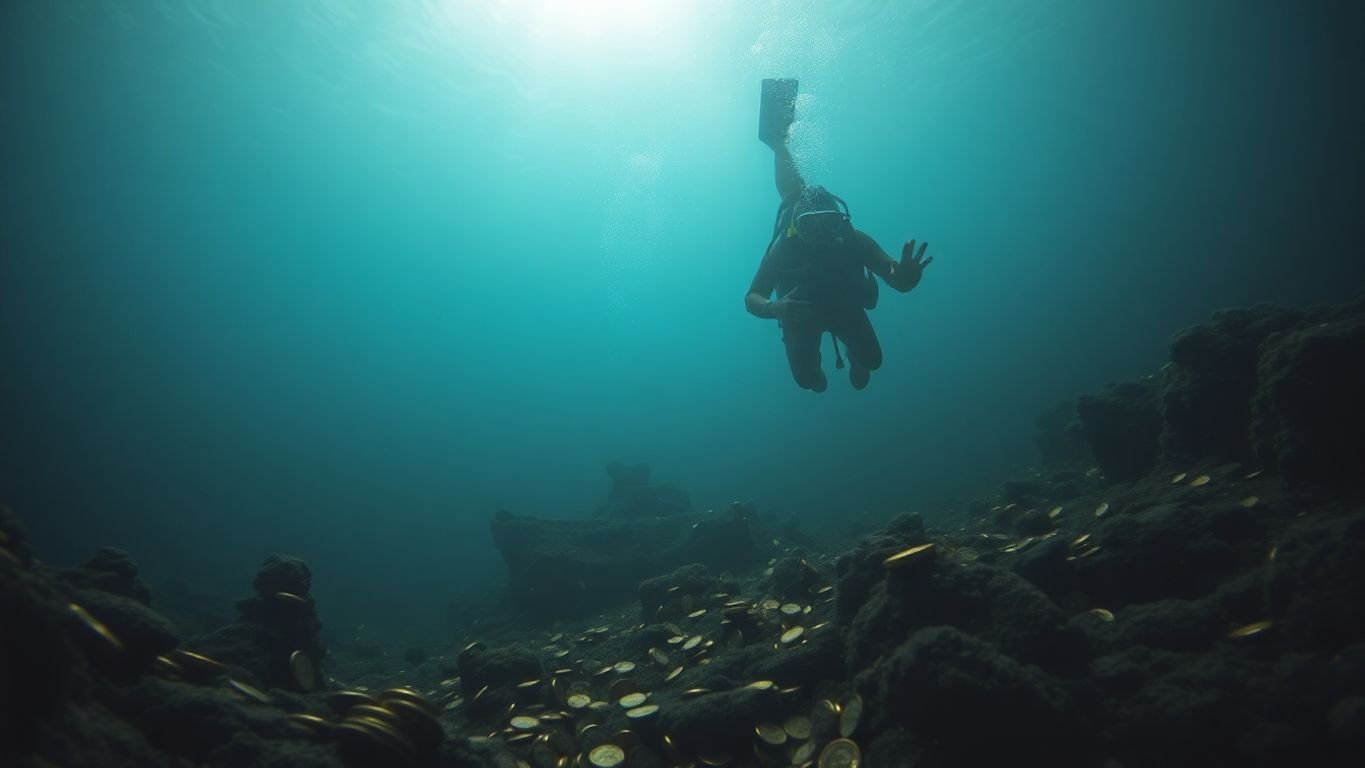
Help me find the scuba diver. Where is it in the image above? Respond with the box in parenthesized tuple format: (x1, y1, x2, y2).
(745, 78, 933, 392)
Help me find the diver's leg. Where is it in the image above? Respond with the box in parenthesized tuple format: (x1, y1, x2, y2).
(774, 143, 806, 202)
(782, 320, 827, 393)
(833, 310, 882, 390)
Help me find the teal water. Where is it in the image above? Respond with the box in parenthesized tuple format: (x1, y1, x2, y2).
(2, 1, 1360, 635)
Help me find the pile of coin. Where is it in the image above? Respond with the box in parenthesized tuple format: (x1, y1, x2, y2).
(324, 686, 444, 765)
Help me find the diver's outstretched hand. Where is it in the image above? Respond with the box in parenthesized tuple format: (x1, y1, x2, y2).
(891, 239, 932, 292)
(770, 287, 812, 321)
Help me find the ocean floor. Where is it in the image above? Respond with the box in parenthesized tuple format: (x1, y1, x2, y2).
(3, 296, 1363, 768)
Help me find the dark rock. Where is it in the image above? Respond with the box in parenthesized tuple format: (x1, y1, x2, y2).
(1251, 302, 1365, 492)
(1075, 378, 1162, 482)
(656, 686, 782, 753)
(457, 643, 543, 717)
(750, 623, 846, 686)
(0, 503, 34, 565)
(765, 556, 822, 603)
(51, 547, 153, 604)
(252, 555, 312, 599)
(1163, 304, 1302, 468)
(856, 627, 1080, 767)
(1035, 400, 1092, 471)
(1003, 480, 1046, 506)
(638, 563, 738, 620)
(1266, 513, 1365, 651)
(1074, 500, 1265, 607)
(832, 515, 930, 624)
(1012, 507, 1054, 537)
(598, 461, 692, 519)
(104, 676, 296, 764)
(847, 558, 1082, 671)
(71, 588, 180, 667)
(491, 509, 760, 619)
(965, 499, 991, 520)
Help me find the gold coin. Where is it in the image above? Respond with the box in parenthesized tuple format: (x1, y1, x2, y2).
(755, 722, 787, 746)
(682, 687, 711, 697)
(687, 608, 708, 618)
(151, 655, 184, 679)
(1240, 496, 1259, 508)
(1078, 545, 1101, 558)
(648, 648, 669, 666)
(1047, 506, 1063, 519)
(349, 704, 403, 729)
(1244, 470, 1263, 480)
(273, 591, 308, 606)
(1190, 475, 1211, 487)
(226, 677, 271, 704)
(289, 650, 315, 691)
(1071, 534, 1092, 548)
(1086, 467, 1100, 477)
(783, 715, 813, 740)
(510, 715, 540, 730)
(1171, 472, 1187, 484)
(882, 543, 936, 569)
(613, 660, 636, 674)
(517, 678, 541, 689)
(838, 694, 863, 737)
(665, 666, 684, 682)
(383, 698, 445, 748)
(761, 598, 781, 611)
(588, 744, 626, 768)
(1088, 608, 1115, 622)
(287, 713, 330, 734)
(380, 687, 437, 716)
(618, 692, 648, 708)
(625, 703, 659, 719)
(791, 741, 817, 764)
(1094, 502, 1109, 517)
(1267, 545, 1278, 563)
(817, 738, 861, 768)
(682, 635, 703, 651)
(68, 603, 125, 654)
(1227, 620, 1274, 639)
(780, 627, 805, 645)
(780, 603, 802, 616)
(567, 693, 591, 709)
(745, 680, 775, 691)
(327, 690, 379, 713)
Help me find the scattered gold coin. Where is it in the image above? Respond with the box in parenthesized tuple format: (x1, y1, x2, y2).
(1227, 620, 1274, 639)
(838, 693, 863, 737)
(818, 737, 862, 768)
(745, 680, 775, 691)
(687, 608, 707, 618)
(1171, 472, 1187, 484)
(882, 543, 936, 569)
(1244, 470, 1263, 480)
(226, 678, 271, 704)
(1094, 502, 1110, 517)
(780, 627, 805, 645)
(783, 715, 813, 740)
(68, 603, 125, 654)
(289, 650, 315, 691)
(648, 648, 669, 666)
(780, 603, 802, 615)
(618, 692, 648, 708)
(613, 661, 636, 674)
(1088, 608, 1115, 622)
(567, 693, 591, 709)
(1047, 506, 1063, 519)
(273, 591, 308, 606)
(510, 715, 540, 730)
(1240, 496, 1259, 508)
(1190, 474, 1211, 487)
(588, 744, 626, 768)
(1071, 534, 1092, 548)
(665, 666, 683, 683)
(682, 635, 703, 652)
(755, 722, 787, 746)
(625, 703, 659, 719)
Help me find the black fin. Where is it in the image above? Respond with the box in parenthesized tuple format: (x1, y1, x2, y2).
(759, 78, 798, 147)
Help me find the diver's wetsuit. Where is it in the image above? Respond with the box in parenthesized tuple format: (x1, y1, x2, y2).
(747, 228, 900, 390)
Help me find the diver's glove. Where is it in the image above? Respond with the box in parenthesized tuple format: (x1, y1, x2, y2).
(891, 240, 933, 292)
(768, 287, 812, 321)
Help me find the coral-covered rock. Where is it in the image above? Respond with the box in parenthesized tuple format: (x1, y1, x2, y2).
(1162, 304, 1303, 467)
(1075, 378, 1163, 482)
(251, 555, 312, 599)
(1251, 301, 1365, 492)
(856, 627, 1079, 766)
(491, 509, 761, 619)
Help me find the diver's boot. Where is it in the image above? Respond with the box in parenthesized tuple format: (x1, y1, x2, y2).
(850, 363, 870, 390)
